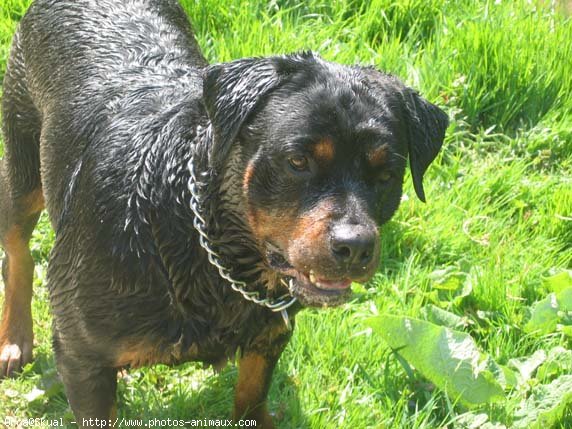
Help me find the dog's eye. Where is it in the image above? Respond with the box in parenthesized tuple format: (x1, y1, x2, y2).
(288, 155, 310, 172)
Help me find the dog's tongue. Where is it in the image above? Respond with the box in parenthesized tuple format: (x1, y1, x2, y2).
(315, 278, 352, 290)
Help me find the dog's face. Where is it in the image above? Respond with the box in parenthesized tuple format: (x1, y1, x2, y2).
(204, 53, 448, 307)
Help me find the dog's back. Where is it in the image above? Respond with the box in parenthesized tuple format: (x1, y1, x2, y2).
(3, 0, 207, 221)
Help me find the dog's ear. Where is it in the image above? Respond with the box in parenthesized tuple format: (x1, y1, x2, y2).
(402, 89, 448, 202)
(204, 58, 280, 171)
(360, 68, 448, 202)
(203, 54, 316, 171)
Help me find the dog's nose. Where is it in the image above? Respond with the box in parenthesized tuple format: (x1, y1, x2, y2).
(330, 224, 376, 269)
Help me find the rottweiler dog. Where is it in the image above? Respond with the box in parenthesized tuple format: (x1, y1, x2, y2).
(0, 0, 448, 426)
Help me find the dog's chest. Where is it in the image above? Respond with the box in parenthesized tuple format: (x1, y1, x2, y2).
(113, 302, 286, 369)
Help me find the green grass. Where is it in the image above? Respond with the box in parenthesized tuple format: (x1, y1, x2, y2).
(1, 0, 571, 427)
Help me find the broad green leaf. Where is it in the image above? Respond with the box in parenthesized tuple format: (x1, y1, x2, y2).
(420, 304, 467, 329)
(513, 375, 572, 428)
(558, 287, 572, 311)
(537, 347, 572, 380)
(525, 293, 560, 334)
(499, 365, 518, 390)
(455, 412, 507, 429)
(487, 360, 518, 390)
(525, 287, 572, 334)
(367, 315, 505, 406)
(542, 270, 572, 294)
(433, 275, 462, 291)
(426, 267, 473, 304)
(508, 350, 547, 384)
(457, 277, 473, 301)
(428, 267, 458, 284)
(454, 412, 488, 428)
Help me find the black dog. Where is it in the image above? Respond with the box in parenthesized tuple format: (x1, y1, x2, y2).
(0, 0, 447, 426)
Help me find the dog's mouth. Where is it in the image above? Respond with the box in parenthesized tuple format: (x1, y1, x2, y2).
(266, 245, 352, 307)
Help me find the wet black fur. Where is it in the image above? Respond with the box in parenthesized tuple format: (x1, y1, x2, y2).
(0, 0, 448, 421)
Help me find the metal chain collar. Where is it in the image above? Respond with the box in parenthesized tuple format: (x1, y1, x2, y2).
(187, 151, 297, 329)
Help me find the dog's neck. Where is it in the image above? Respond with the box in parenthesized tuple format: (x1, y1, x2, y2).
(186, 126, 297, 323)
(188, 127, 274, 290)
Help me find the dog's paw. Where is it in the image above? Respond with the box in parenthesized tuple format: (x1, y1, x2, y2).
(0, 334, 33, 379)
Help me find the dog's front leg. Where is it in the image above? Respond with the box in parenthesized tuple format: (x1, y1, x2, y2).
(233, 320, 292, 428)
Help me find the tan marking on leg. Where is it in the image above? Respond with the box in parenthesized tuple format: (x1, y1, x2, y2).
(234, 353, 275, 428)
(0, 226, 34, 377)
(2, 226, 34, 307)
(17, 188, 45, 217)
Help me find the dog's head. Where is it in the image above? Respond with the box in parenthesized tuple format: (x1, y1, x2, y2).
(203, 52, 448, 307)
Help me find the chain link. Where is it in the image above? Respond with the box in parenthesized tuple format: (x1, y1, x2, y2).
(187, 150, 297, 327)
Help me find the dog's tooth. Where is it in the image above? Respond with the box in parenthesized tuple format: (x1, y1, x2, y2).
(309, 271, 316, 284)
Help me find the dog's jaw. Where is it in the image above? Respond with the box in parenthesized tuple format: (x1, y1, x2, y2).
(264, 244, 354, 307)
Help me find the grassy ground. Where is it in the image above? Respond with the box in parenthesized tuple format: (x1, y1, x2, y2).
(1, 0, 571, 427)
